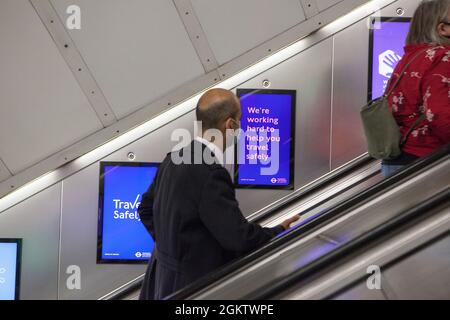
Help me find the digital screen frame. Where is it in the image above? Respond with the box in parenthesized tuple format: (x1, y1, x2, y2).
(0, 238, 22, 300)
(97, 161, 159, 264)
(368, 17, 411, 101)
(234, 89, 296, 190)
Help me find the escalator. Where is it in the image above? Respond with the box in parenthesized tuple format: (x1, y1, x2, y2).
(103, 145, 450, 300)
(181, 145, 450, 300)
(101, 153, 382, 300)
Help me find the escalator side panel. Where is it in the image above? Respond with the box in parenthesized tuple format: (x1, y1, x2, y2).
(381, 232, 450, 299)
(195, 237, 337, 300)
(192, 158, 450, 299)
(282, 206, 450, 300)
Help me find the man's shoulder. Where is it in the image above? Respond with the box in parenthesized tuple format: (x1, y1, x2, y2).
(166, 142, 225, 170)
(159, 151, 225, 184)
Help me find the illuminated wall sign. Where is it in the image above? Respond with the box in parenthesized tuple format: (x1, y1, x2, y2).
(97, 162, 159, 264)
(235, 89, 296, 190)
(369, 17, 411, 100)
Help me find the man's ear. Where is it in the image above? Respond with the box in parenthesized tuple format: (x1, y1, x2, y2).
(224, 118, 234, 130)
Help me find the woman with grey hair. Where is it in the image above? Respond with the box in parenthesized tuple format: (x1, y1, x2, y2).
(381, 0, 450, 177)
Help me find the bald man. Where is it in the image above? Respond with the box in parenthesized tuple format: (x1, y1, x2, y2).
(138, 89, 299, 300)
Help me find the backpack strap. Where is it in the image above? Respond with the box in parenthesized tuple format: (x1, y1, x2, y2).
(400, 113, 427, 147)
(389, 47, 438, 147)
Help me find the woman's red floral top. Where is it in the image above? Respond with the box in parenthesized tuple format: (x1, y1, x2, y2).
(386, 44, 450, 158)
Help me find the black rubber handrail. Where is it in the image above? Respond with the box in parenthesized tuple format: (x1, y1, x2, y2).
(247, 187, 450, 299)
(169, 144, 450, 299)
(107, 154, 375, 300)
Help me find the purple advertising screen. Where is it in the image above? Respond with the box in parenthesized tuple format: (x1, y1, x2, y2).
(97, 162, 159, 264)
(0, 239, 21, 300)
(369, 17, 411, 100)
(235, 89, 295, 190)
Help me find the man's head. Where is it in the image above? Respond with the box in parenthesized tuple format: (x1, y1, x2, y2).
(196, 88, 242, 148)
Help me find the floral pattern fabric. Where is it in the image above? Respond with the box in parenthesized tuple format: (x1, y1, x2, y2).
(386, 44, 450, 157)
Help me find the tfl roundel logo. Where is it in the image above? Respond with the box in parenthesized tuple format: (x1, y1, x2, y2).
(271, 178, 277, 184)
(135, 252, 142, 258)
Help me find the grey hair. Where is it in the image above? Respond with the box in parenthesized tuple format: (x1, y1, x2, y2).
(406, 0, 450, 45)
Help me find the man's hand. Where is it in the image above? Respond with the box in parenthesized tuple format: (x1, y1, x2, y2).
(280, 215, 301, 231)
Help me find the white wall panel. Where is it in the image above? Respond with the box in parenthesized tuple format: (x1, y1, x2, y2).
(102, 113, 196, 164)
(331, 20, 369, 169)
(0, 184, 61, 300)
(50, 0, 205, 119)
(191, 0, 306, 65)
(317, 0, 344, 12)
(0, 0, 103, 174)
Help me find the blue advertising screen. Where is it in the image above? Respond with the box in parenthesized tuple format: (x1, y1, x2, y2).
(235, 89, 295, 189)
(98, 162, 159, 263)
(0, 239, 21, 300)
(369, 17, 411, 100)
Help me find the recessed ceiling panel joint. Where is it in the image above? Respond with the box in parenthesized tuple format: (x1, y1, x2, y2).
(173, 0, 220, 74)
(29, 0, 118, 127)
(300, 0, 320, 18)
(0, 158, 12, 182)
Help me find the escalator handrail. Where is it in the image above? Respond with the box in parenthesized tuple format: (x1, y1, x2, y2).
(249, 153, 374, 224)
(99, 275, 144, 300)
(109, 145, 449, 300)
(106, 154, 374, 300)
(246, 187, 450, 299)
(170, 144, 450, 299)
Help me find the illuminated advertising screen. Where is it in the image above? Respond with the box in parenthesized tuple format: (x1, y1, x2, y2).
(0, 239, 21, 300)
(369, 17, 411, 100)
(235, 89, 296, 190)
(97, 162, 159, 264)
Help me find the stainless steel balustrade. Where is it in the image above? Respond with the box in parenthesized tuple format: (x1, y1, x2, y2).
(189, 154, 450, 299)
(288, 205, 450, 300)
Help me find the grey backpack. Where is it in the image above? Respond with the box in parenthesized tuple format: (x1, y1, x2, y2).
(360, 48, 429, 160)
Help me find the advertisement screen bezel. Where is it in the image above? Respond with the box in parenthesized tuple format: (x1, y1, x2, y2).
(0, 238, 22, 300)
(368, 17, 412, 101)
(234, 88, 296, 190)
(97, 161, 159, 264)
